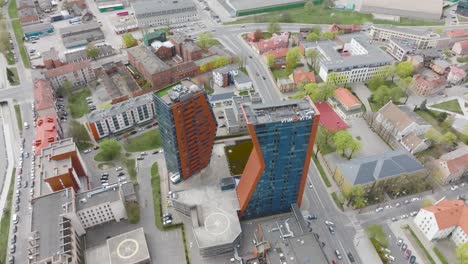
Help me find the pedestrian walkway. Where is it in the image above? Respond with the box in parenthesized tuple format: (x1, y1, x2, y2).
(354, 230, 383, 264)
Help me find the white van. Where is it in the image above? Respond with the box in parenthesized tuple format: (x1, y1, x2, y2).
(169, 173, 181, 184)
(12, 214, 19, 224)
(24, 122, 29, 129)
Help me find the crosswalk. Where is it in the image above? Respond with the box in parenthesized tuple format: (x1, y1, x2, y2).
(347, 214, 364, 233)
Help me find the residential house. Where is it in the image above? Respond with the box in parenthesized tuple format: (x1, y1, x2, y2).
(45, 60, 96, 90)
(277, 78, 295, 93)
(375, 101, 432, 140)
(289, 70, 315, 86)
(414, 199, 468, 246)
(430, 59, 450, 75)
(411, 74, 446, 96)
(452, 40, 468, 55)
(334, 150, 425, 193)
(263, 47, 288, 67)
(232, 70, 252, 91)
(435, 145, 468, 184)
(327, 87, 363, 120)
(252, 32, 290, 54)
(329, 24, 361, 34)
(448, 66, 467, 84)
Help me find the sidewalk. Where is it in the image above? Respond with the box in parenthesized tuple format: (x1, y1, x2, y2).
(354, 230, 383, 264)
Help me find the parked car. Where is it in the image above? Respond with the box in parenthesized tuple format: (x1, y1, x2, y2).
(401, 243, 408, 251)
(347, 252, 355, 263)
(375, 207, 384, 213)
(335, 250, 342, 260)
(84, 149, 92, 154)
(325, 221, 334, 226)
(115, 166, 123, 171)
(328, 226, 335, 234)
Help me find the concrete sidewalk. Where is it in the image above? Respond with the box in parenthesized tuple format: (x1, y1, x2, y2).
(354, 230, 383, 264)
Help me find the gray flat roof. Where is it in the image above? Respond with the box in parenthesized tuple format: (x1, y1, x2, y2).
(62, 30, 105, 48)
(31, 188, 75, 261)
(209, 92, 235, 102)
(87, 93, 154, 122)
(233, 71, 251, 84)
(107, 228, 150, 264)
(338, 149, 424, 185)
(173, 186, 242, 249)
(361, 0, 443, 20)
(75, 183, 124, 211)
(317, 33, 394, 71)
(128, 46, 170, 74)
(133, 0, 196, 16)
(243, 98, 315, 124)
(228, 0, 305, 12)
(224, 107, 238, 127)
(23, 22, 53, 34)
(373, 25, 438, 38)
(60, 22, 101, 35)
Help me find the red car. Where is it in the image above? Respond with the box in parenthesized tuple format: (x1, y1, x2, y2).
(331, 260, 337, 264)
(405, 249, 412, 259)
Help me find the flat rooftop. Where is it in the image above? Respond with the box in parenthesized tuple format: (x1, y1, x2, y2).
(228, 0, 305, 12)
(107, 228, 150, 264)
(75, 183, 124, 211)
(317, 33, 394, 71)
(127, 46, 170, 74)
(242, 98, 315, 124)
(133, 0, 196, 16)
(156, 84, 202, 104)
(173, 186, 242, 250)
(87, 93, 154, 123)
(30, 188, 75, 261)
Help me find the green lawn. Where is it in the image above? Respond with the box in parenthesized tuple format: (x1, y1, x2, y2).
(123, 157, 137, 183)
(196, 38, 221, 48)
(155, 82, 181, 97)
(433, 247, 449, 264)
(431, 99, 464, 115)
(94, 152, 114, 162)
(8, 0, 18, 19)
(227, 5, 442, 26)
(0, 169, 15, 264)
(6, 67, 19, 85)
(5, 52, 15, 65)
(125, 201, 140, 224)
(405, 226, 436, 264)
(14, 104, 22, 134)
(10, 19, 30, 68)
(313, 156, 331, 187)
(151, 162, 164, 230)
(225, 140, 253, 175)
(123, 129, 162, 152)
(68, 88, 91, 118)
(331, 192, 344, 210)
(271, 68, 291, 80)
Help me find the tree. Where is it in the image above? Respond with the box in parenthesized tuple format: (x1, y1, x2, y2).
(367, 76, 385, 91)
(327, 72, 347, 87)
(85, 44, 100, 59)
(397, 77, 413, 103)
(266, 54, 275, 68)
(305, 48, 321, 70)
(347, 139, 362, 160)
(197, 32, 215, 48)
(440, 131, 457, 145)
(253, 29, 263, 42)
(321, 31, 337, 40)
(304, 1, 314, 12)
(306, 32, 320, 41)
(353, 196, 367, 209)
(285, 47, 301, 72)
(425, 128, 442, 144)
(334, 130, 353, 156)
(268, 21, 281, 34)
(122, 33, 137, 48)
(69, 121, 92, 150)
(395, 61, 414, 78)
(456, 243, 468, 264)
(366, 224, 388, 246)
(98, 138, 121, 160)
(311, 25, 322, 35)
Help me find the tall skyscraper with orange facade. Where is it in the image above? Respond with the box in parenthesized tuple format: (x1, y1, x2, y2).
(154, 84, 217, 180)
(236, 98, 320, 220)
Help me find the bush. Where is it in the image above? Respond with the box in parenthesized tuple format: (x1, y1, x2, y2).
(331, 192, 344, 211)
(125, 201, 140, 224)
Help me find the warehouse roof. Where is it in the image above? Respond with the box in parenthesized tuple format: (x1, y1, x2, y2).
(23, 22, 53, 34)
(360, 0, 443, 21)
(227, 0, 305, 12)
(133, 0, 196, 16)
(127, 46, 170, 74)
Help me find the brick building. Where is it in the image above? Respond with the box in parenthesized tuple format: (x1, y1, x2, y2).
(127, 46, 173, 89)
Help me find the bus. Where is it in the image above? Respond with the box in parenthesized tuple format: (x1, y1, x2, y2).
(98, 3, 124, 12)
(116, 11, 128, 16)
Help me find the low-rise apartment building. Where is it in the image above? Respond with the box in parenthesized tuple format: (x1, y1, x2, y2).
(87, 93, 156, 140)
(45, 60, 96, 90)
(435, 145, 468, 184)
(414, 199, 468, 246)
(369, 25, 443, 49)
(411, 74, 446, 96)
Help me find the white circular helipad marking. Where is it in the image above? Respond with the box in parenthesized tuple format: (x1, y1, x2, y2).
(204, 212, 230, 235)
(116, 238, 139, 259)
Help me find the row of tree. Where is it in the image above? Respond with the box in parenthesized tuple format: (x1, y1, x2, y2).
(199, 56, 231, 72)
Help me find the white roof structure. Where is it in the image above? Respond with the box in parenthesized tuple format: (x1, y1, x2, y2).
(360, 0, 443, 21)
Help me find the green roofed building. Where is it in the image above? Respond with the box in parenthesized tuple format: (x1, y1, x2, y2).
(143, 31, 166, 46)
(221, 0, 306, 16)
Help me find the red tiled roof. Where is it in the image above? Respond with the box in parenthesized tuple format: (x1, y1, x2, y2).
(45, 60, 91, 79)
(424, 199, 468, 233)
(34, 79, 54, 112)
(20, 14, 39, 23)
(454, 40, 468, 53)
(34, 115, 58, 156)
(329, 24, 361, 32)
(449, 66, 467, 78)
(447, 29, 468, 38)
(447, 152, 468, 175)
(315, 102, 349, 132)
(293, 70, 315, 84)
(254, 32, 289, 54)
(264, 48, 288, 59)
(334, 87, 362, 109)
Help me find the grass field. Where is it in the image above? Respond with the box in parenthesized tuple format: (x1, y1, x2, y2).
(0, 169, 15, 264)
(227, 5, 442, 26)
(225, 140, 253, 175)
(125, 201, 140, 224)
(431, 99, 464, 115)
(313, 156, 331, 187)
(151, 162, 164, 230)
(8, 0, 18, 19)
(123, 157, 137, 183)
(68, 88, 91, 118)
(6, 67, 19, 85)
(123, 129, 162, 152)
(14, 104, 22, 134)
(271, 68, 291, 80)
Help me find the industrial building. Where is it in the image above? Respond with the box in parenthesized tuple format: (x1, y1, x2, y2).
(219, 0, 305, 17)
(154, 84, 217, 180)
(23, 23, 54, 38)
(60, 22, 105, 49)
(236, 98, 320, 220)
(360, 0, 443, 21)
(305, 33, 394, 83)
(132, 0, 199, 28)
(86, 93, 156, 140)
